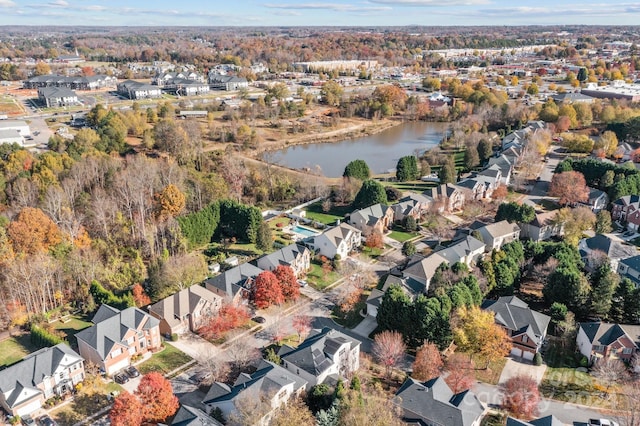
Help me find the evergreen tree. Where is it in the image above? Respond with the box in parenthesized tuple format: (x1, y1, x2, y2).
(352, 180, 388, 210)
(589, 263, 619, 320)
(396, 155, 419, 182)
(343, 159, 371, 181)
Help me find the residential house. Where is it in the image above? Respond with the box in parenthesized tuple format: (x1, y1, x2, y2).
(481, 296, 550, 360)
(391, 193, 433, 223)
(402, 252, 450, 293)
(37, 87, 78, 108)
(313, 222, 362, 260)
(506, 415, 564, 426)
(437, 235, 486, 267)
(168, 404, 222, 426)
(23, 74, 116, 90)
(347, 203, 394, 235)
(579, 234, 637, 272)
(278, 327, 360, 389)
(208, 74, 249, 91)
(365, 288, 385, 317)
(148, 285, 223, 336)
(456, 178, 490, 201)
(577, 322, 640, 363)
(394, 377, 486, 426)
(618, 255, 640, 287)
(255, 243, 311, 278)
(424, 183, 466, 212)
(161, 78, 210, 96)
(0, 343, 85, 417)
(203, 360, 307, 425)
(519, 210, 565, 242)
(204, 263, 264, 304)
(581, 187, 609, 213)
(612, 195, 640, 231)
(487, 155, 514, 186)
(116, 80, 162, 99)
(473, 220, 521, 252)
(75, 304, 161, 376)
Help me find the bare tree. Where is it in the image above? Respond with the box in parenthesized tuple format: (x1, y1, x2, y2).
(292, 315, 312, 343)
(226, 338, 261, 371)
(592, 358, 628, 394)
(227, 389, 271, 426)
(372, 330, 407, 379)
(197, 354, 230, 385)
(616, 380, 640, 426)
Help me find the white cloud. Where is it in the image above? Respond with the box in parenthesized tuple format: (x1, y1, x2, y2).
(369, 0, 490, 5)
(0, 0, 16, 7)
(48, 0, 69, 6)
(263, 2, 391, 12)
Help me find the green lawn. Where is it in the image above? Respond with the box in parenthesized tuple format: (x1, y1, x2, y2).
(138, 342, 192, 375)
(360, 246, 385, 260)
(388, 228, 419, 243)
(384, 181, 437, 192)
(303, 202, 351, 225)
(52, 315, 92, 347)
(0, 334, 38, 367)
(306, 261, 341, 291)
(472, 356, 508, 385)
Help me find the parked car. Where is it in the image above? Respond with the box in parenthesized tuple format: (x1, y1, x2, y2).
(252, 316, 266, 324)
(192, 370, 212, 384)
(21, 416, 36, 426)
(298, 280, 308, 287)
(125, 365, 140, 378)
(589, 420, 619, 426)
(37, 415, 57, 426)
(114, 373, 129, 384)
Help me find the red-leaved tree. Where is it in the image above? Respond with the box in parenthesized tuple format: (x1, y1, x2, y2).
(549, 171, 589, 206)
(198, 303, 250, 340)
(252, 271, 284, 309)
(132, 283, 151, 307)
(135, 372, 179, 423)
(292, 314, 312, 343)
(500, 375, 541, 419)
(274, 265, 300, 301)
(372, 330, 406, 378)
(444, 353, 475, 393)
(412, 342, 443, 381)
(109, 391, 143, 426)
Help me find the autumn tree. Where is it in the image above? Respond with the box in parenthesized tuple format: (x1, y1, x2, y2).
(412, 342, 443, 381)
(338, 385, 404, 426)
(365, 230, 384, 249)
(34, 61, 51, 76)
(252, 270, 284, 309)
(273, 265, 300, 301)
(270, 396, 315, 426)
(452, 305, 511, 368)
(131, 283, 151, 307)
(135, 372, 179, 423)
(8, 207, 62, 255)
(372, 330, 406, 378)
(444, 353, 475, 393)
(157, 184, 185, 218)
(320, 80, 344, 106)
(109, 391, 143, 426)
(198, 304, 250, 340)
(501, 375, 541, 419)
(592, 357, 628, 393)
(549, 171, 589, 205)
(292, 314, 312, 343)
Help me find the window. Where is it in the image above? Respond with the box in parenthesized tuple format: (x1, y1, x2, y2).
(111, 348, 122, 358)
(522, 335, 528, 343)
(594, 345, 605, 352)
(623, 348, 634, 355)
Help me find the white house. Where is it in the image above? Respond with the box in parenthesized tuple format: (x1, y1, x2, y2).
(473, 220, 521, 252)
(313, 223, 361, 259)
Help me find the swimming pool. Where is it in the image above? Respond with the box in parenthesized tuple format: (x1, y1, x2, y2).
(291, 225, 320, 238)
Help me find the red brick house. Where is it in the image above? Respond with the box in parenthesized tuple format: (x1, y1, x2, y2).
(577, 322, 640, 364)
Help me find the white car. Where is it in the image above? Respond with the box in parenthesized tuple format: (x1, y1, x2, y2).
(589, 419, 619, 426)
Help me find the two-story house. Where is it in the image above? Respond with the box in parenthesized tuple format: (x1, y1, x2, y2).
(204, 263, 264, 304)
(579, 234, 637, 272)
(519, 210, 565, 242)
(612, 195, 640, 223)
(148, 285, 223, 336)
(473, 220, 521, 253)
(577, 322, 640, 364)
(116, 80, 162, 100)
(255, 243, 311, 278)
(391, 193, 433, 223)
(424, 184, 466, 212)
(313, 223, 362, 260)
(75, 305, 161, 376)
(37, 87, 79, 108)
(203, 360, 307, 425)
(394, 377, 486, 426)
(347, 203, 394, 235)
(278, 327, 360, 390)
(0, 343, 84, 417)
(402, 252, 450, 294)
(481, 296, 550, 361)
(581, 187, 609, 213)
(618, 255, 640, 287)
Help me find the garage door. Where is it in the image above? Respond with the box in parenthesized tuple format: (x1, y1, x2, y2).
(107, 358, 130, 376)
(510, 347, 523, 358)
(16, 399, 42, 417)
(523, 351, 534, 361)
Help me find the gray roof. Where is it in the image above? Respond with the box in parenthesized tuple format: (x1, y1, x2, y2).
(75, 304, 159, 360)
(550, 92, 594, 103)
(436, 236, 485, 264)
(315, 223, 360, 250)
(278, 327, 360, 377)
(614, 195, 640, 206)
(476, 220, 521, 240)
(395, 377, 485, 426)
(170, 404, 222, 426)
(382, 273, 425, 296)
(423, 183, 461, 200)
(204, 263, 264, 298)
(118, 79, 158, 91)
(255, 243, 310, 272)
(366, 288, 385, 308)
(38, 86, 77, 98)
(209, 74, 248, 84)
(0, 343, 83, 408)
(149, 285, 221, 328)
(403, 252, 449, 284)
(26, 74, 111, 85)
(349, 203, 391, 227)
(620, 255, 640, 273)
(0, 129, 22, 141)
(481, 296, 550, 345)
(583, 234, 636, 260)
(203, 360, 306, 405)
(579, 321, 640, 348)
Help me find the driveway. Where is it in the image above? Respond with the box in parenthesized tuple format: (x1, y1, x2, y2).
(351, 315, 378, 338)
(170, 332, 220, 360)
(498, 357, 547, 385)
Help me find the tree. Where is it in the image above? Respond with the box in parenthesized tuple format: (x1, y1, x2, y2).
(477, 139, 493, 163)
(252, 271, 284, 309)
(338, 386, 404, 426)
(527, 83, 539, 95)
(463, 147, 480, 170)
(256, 221, 273, 252)
(549, 171, 589, 205)
(150, 253, 208, 299)
(544, 265, 591, 313)
(592, 358, 628, 393)
(590, 263, 619, 320)
(372, 330, 406, 378)
(595, 210, 612, 234)
(495, 202, 535, 224)
(198, 304, 250, 340)
(270, 397, 315, 426)
(452, 305, 511, 368)
(353, 180, 387, 210)
(292, 314, 312, 343)
(403, 215, 417, 232)
(8, 207, 62, 255)
(343, 159, 371, 181)
(412, 342, 443, 381)
(131, 283, 151, 307)
(109, 391, 143, 426)
(501, 375, 541, 419)
(402, 241, 416, 256)
(365, 231, 384, 249)
(492, 185, 508, 200)
(396, 155, 419, 182)
(320, 80, 344, 106)
(273, 265, 299, 301)
(444, 353, 475, 393)
(438, 158, 457, 184)
(34, 61, 51, 76)
(557, 206, 596, 246)
(135, 372, 179, 423)
(577, 67, 588, 82)
(157, 184, 185, 218)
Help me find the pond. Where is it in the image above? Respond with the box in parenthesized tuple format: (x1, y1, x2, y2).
(266, 121, 449, 178)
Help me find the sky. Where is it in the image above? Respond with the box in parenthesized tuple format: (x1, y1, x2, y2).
(1, 0, 640, 27)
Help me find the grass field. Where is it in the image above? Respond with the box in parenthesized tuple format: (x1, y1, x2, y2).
(472, 356, 507, 385)
(388, 227, 419, 242)
(304, 202, 351, 225)
(52, 315, 92, 347)
(306, 261, 340, 291)
(138, 342, 193, 375)
(0, 334, 38, 367)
